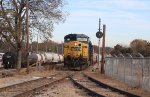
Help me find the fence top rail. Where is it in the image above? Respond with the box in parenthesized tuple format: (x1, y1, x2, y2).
(106, 57, 150, 59)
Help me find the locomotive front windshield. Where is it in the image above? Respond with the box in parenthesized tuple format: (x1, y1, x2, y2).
(77, 37, 87, 42)
(64, 34, 89, 43)
(65, 36, 76, 42)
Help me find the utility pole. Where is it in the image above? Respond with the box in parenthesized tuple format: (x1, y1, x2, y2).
(101, 25, 106, 74)
(96, 19, 103, 72)
(26, 0, 30, 74)
(30, 37, 32, 51)
(98, 19, 101, 70)
(62, 41, 63, 55)
(36, 34, 38, 53)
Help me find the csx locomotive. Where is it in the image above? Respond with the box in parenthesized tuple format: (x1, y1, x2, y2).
(64, 34, 93, 70)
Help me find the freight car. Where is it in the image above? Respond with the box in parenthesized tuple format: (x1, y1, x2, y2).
(64, 34, 93, 70)
(43, 52, 64, 64)
(2, 51, 63, 69)
(0, 53, 4, 67)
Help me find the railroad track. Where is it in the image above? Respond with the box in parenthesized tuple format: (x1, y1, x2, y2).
(69, 72, 140, 97)
(0, 67, 4, 70)
(0, 73, 67, 97)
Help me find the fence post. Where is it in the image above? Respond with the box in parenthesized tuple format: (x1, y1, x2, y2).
(127, 53, 133, 85)
(123, 55, 125, 82)
(138, 53, 144, 88)
(119, 54, 125, 82)
(113, 54, 118, 78)
(111, 57, 113, 77)
(131, 59, 133, 86)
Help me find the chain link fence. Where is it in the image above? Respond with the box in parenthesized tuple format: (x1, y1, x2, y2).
(105, 56, 150, 91)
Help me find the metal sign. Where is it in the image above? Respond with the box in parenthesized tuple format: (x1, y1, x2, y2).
(96, 31, 103, 38)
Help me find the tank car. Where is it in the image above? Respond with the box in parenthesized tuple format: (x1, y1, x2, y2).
(43, 52, 64, 64)
(0, 53, 4, 67)
(52, 53, 60, 63)
(58, 54, 64, 63)
(36, 54, 42, 62)
(44, 52, 53, 63)
(2, 51, 64, 69)
(2, 52, 17, 68)
(40, 53, 46, 63)
(63, 34, 93, 70)
(2, 52, 40, 69)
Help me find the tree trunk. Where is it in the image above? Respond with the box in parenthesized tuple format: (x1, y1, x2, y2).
(16, 14, 22, 69)
(17, 44, 22, 69)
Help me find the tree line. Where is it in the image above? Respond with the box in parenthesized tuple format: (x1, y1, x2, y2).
(110, 39, 150, 57)
(93, 39, 150, 57)
(0, 39, 63, 54)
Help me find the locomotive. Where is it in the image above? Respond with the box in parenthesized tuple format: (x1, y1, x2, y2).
(64, 34, 93, 70)
(2, 51, 64, 69)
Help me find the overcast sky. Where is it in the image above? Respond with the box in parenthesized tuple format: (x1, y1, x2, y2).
(52, 0, 150, 47)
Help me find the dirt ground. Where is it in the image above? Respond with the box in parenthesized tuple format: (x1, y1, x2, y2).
(0, 65, 150, 97)
(33, 79, 90, 97)
(0, 70, 57, 88)
(85, 65, 150, 97)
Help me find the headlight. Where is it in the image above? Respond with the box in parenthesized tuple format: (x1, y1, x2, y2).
(75, 43, 77, 46)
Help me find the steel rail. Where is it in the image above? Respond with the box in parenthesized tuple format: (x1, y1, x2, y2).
(14, 76, 67, 97)
(83, 73, 140, 97)
(69, 76, 105, 97)
(0, 73, 60, 92)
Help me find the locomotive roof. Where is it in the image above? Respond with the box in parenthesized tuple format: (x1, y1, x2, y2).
(64, 34, 89, 39)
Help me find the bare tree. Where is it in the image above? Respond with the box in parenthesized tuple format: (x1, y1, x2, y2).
(110, 44, 133, 56)
(130, 39, 150, 57)
(0, 0, 67, 69)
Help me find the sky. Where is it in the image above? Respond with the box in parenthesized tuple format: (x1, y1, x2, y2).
(52, 0, 150, 47)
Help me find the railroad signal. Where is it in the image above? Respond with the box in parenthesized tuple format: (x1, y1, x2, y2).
(96, 31, 103, 38)
(95, 18, 106, 74)
(96, 18, 103, 73)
